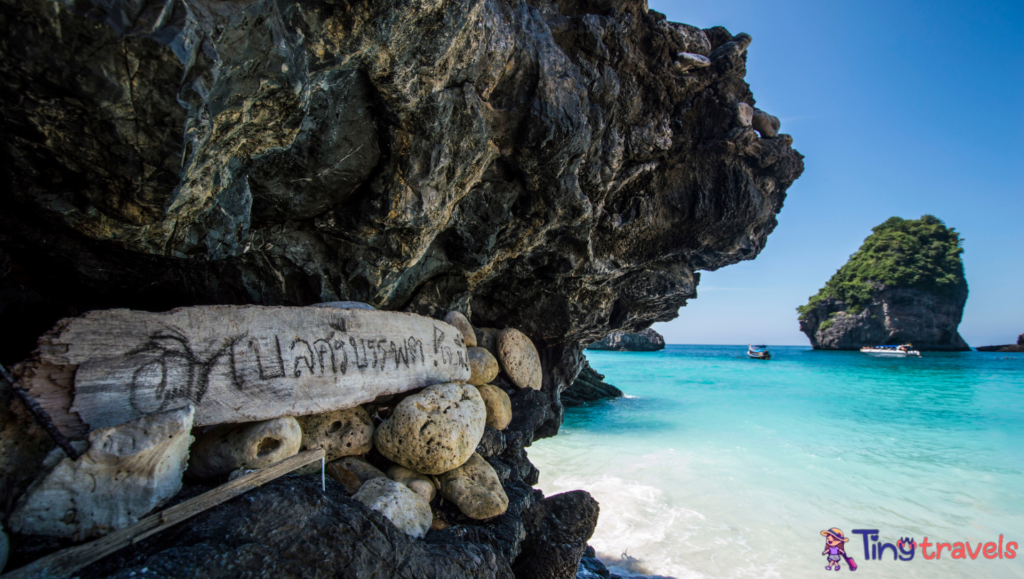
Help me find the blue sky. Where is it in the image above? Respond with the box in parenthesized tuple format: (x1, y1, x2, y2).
(648, 0, 1024, 346)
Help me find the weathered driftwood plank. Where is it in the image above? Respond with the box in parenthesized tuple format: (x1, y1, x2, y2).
(0, 449, 326, 579)
(21, 306, 470, 434)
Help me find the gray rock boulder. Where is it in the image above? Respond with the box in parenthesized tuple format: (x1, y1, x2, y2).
(375, 382, 487, 475)
(675, 52, 711, 72)
(353, 478, 433, 539)
(10, 405, 194, 540)
(587, 328, 666, 351)
(438, 453, 509, 520)
(187, 417, 302, 479)
(388, 465, 437, 503)
(735, 102, 754, 127)
(752, 108, 781, 138)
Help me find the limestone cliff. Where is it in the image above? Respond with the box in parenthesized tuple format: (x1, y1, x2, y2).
(0, 0, 803, 575)
(798, 216, 969, 351)
(587, 328, 666, 351)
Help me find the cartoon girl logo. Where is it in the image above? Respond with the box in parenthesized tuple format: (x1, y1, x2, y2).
(821, 528, 858, 571)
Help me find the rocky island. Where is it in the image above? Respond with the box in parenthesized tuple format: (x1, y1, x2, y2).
(0, 0, 803, 576)
(587, 328, 666, 351)
(976, 333, 1024, 353)
(798, 216, 970, 351)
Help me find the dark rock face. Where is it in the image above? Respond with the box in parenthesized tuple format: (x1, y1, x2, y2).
(577, 545, 614, 579)
(562, 358, 623, 406)
(587, 328, 666, 351)
(798, 287, 971, 351)
(514, 490, 600, 579)
(63, 475, 524, 579)
(976, 333, 1024, 352)
(0, 0, 802, 369)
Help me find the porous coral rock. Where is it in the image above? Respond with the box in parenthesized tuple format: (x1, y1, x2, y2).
(187, 417, 302, 479)
(374, 382, 487, 475)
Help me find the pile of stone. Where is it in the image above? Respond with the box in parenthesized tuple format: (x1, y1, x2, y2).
(3, 305, 544, 556)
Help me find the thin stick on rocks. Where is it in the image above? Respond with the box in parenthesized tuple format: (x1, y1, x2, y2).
(0, 448, 326, 579)
(0, 362, 80, 460)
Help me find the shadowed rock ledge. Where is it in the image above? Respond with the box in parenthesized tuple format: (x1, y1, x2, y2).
(562, 358, 624, 406)
(0, 0, 803, 575)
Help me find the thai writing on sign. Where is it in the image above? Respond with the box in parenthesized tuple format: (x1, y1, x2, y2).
(35, 306, 471, 430)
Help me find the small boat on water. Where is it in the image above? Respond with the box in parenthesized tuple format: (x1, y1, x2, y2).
(859, 344, 921, 357)
(748, 344, 771, 360)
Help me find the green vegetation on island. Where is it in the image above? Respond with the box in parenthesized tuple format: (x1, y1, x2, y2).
(797, 215, 966, 319)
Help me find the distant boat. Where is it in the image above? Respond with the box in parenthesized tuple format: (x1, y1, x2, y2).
(859, 344, 921, 357)
(748, 344, 771, 360)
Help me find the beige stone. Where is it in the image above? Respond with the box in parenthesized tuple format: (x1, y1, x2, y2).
(474, 327, 501, 358)
(476, 384, 512, 430)
(187, 416, 301, 479)
(374, 382, 486, 475)
(467, 347, 500, 386)
(674, 52, 711, 72)
(326, 456, 387, 494)
(388, 464, 437, 503)
(752, 108, 780, 138)
(9, 405, 194, 540)
(444, 311, 477, 347)
(736, 102, 753, 127)
(294, 406, 374, 474)
(353, 478, 432, 539)
(437, 453, 508, 520)
(497, 329, 543, 390)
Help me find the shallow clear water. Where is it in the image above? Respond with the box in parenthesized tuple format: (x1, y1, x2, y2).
(530, 345, 1024, 579)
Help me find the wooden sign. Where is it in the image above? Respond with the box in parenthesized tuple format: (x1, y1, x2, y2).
(20, 306, 470, 434)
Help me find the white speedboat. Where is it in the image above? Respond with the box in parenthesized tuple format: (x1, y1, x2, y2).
(860, 344, 921, 357)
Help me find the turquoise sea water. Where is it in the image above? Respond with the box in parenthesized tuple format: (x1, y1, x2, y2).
(530, 345, 1024, 579)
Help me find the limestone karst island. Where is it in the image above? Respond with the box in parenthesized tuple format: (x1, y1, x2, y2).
(1, 1, 1022, 578)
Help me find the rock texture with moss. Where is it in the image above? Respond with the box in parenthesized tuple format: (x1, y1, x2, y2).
(798, 216, 970, 351)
